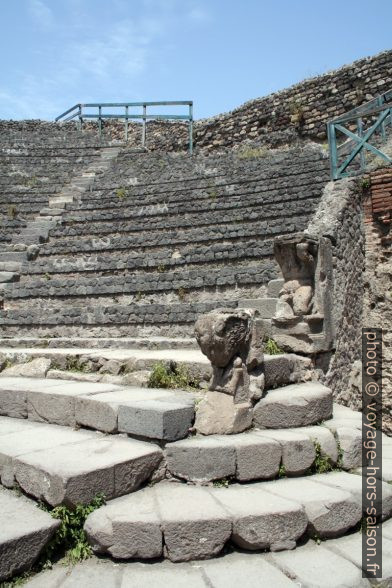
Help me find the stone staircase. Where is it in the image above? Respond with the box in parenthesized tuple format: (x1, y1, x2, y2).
(0, 371, 391, 581)
(0, 146, 119, 304)
(0, 144, 330, 341)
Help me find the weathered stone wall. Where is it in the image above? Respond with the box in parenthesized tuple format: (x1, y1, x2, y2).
(308, 166, 391, 435)
(307, 179, 364, 404)
(0, 49, 391, 153)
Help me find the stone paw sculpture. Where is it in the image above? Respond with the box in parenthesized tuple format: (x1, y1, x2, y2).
(194, 308, 265, 435)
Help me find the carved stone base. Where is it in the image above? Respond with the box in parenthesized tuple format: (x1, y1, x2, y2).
(194, 391, 253, 435)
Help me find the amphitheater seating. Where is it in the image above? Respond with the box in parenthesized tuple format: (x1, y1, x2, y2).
(0, 143, 330, 339)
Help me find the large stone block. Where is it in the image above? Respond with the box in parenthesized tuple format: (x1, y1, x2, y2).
(254, 429, 316, 475)
(233, 431, 282, 481)
(253, 382, 332, 429)
(263, 477, 362, 538)
(0, 488, 59, 581)
(165, 435, 236, 483)
(118, 397, 194, 441)
(156, 483, 232, 562)
(211, 484, 307, 550)
(75, 388, 172, 433)
(85, 488, 162, 559)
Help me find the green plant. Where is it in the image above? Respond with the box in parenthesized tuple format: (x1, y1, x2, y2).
(116, 187, 127, 199)
(66, 357, 89, 373)
(148, 361, 199, 390)
(360, 177, 371, 191)
(44, 273, 51, 281)
(264, 338, 283, 355)
(27, 175, 38, 188)
(311, 441, 334, 474)
(278, 463, 287, 478)
(157, 264, 167, 273)
(208, 188, 218, 200)
(213, 477, 230, 488)
(336, 440, 344, 470)
(135, 291, 143, 302)
(311, 531, 322, 545)
(38, 494, 106, 566)
(359, 515, 368, 534)
(1, 571, 31, 587)
(177, 287, 187, 301)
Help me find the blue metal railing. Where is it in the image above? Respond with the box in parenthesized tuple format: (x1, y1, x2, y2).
(55, 101, 194, 154)
(328, 90, 392, 180)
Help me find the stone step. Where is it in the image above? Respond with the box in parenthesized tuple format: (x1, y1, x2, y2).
(22, 533, 392, 587)
(240, 297, 278, 318)
(0, 377, 196, 440)
(253, 382, 333, 429)
(0, 487, 59, 582)
(165, 421, 345, 483)
(0, 416, 163, 506)
(0, 336, 199, 350)
(84, 470, 389, 563)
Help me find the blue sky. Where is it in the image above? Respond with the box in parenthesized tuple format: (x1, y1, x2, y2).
(1, 0, 391, 121)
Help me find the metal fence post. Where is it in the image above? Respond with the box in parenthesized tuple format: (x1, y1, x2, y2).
(142, 104, 147, 148)
(357, 117, 365, 172)
(327, 122, 338, 180)
(189, 102, 193, 155)
(125, 105, 129, 142)
(98, 105, 102, 141)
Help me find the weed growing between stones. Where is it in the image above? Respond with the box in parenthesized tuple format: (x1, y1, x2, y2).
(213, 477, 231, 488)
(116, 187, 127, 199)
(2, 495, 106, 587)
(278, 463, 287, 478)
(177, 287, 187, 301)
(310, 442, 334, 474)
(148, 361, 199, 390)
(38, 493, 106, 566)
(264, 338, 283, 355)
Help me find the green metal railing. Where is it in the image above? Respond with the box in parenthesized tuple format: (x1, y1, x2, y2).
(328, 90, 392, 180)
(55, 101, 194, 154)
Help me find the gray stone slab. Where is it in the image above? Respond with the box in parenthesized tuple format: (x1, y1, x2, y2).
(23, 567, 69, 587)
(4, 425, 162, 505)
(210, 484, 307, 550)
(27, 382, 119, 427)
(118, 398, 194, 441)
(0, 377, 63, 419)
(311, 470, 392, 521)
(233, 431, 282, 481)
(85, 487, 162, 559)
(324, 531, 392, 582)
(165, 435, 236, 482)
(156, 483, 232, 562)
(0, 488, 59, 581)
(383, 518, 392, 540)
(254, 429, 316, 475)
(263, 477, 362, 538)
(201, 552, 297, 587)
(0, 420, 97, 487)
(268, 542, 370, 587)
(253, 382, 332, 429)
(121, 564, 208, 588)
(60, 559, 122, 588)
(75, 388, 170, 433)
(0, 358, 52, 378)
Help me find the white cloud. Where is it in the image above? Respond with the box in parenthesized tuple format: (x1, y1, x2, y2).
(28, 0, 54, 30)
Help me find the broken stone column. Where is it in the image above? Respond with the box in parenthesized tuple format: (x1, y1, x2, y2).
(271, 232, 334, 354)
(194, 308, 264, 435)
